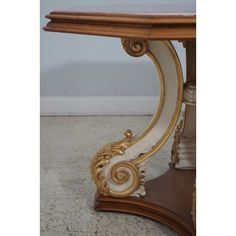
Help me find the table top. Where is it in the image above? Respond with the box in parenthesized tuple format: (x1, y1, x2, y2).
(44, 3, 196, 40)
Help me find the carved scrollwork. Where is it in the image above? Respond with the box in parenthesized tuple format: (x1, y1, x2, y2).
(90, 40, 183, 198)
(90, 130, 145, 197)
(121, 38, 148, 57)
(109, 161, 143, 197)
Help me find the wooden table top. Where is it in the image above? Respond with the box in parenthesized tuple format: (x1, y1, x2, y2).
(44, 3, 196, 40)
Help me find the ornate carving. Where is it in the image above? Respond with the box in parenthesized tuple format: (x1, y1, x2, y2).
(90, 130, 145, 197)
(171, 120, 196, 169)
(90, 40, 183, 197)
(121, 38, 148, 57)
(184, 81, 196, 105)
(171, 120, 183, 164)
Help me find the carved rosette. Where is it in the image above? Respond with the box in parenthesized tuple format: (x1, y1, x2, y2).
(90, 130, 145, 198)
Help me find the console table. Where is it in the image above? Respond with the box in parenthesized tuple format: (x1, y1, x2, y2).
(44, 3, 196, 235)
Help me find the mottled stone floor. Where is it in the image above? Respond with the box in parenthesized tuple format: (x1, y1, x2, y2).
(41, 116, 177, 236)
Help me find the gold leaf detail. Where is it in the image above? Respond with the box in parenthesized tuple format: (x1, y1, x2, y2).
(121, 38, 148, 57)
(90, 130, 141, 197)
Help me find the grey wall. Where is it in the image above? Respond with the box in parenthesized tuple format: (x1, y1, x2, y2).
(41, 0, 186, 97)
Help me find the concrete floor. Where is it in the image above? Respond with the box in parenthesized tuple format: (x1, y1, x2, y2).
(41, 116, 177, 236)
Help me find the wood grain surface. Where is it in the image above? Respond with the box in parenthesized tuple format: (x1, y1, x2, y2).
(43, 3, 196, 39)
(95, 164, 195, 236)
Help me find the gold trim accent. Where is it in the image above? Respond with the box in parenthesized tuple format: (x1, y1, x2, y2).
(90, 40, 183, 197)
(121, 39, 165, 145)
(109, 161, 141, 197)
(91, 130, 142, 197)
(121, 38, 148, 57)
(132, 41, 183, 165)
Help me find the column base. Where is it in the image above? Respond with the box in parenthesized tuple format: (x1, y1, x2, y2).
(94, 164, 195, 236)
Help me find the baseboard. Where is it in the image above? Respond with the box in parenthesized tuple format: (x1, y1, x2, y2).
(40, 96, 160, 116)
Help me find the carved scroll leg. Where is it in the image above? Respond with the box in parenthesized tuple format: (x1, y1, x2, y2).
(172, 41, 196, 170)
(90, 39, 183, 198)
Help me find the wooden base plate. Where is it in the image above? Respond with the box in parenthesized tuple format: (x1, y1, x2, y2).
(94, 165, 195, 236)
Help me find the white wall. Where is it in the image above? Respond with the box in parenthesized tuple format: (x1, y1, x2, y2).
(41, 0, 187, 114)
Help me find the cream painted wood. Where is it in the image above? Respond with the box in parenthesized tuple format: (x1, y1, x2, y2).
(101, 40, 183, 196)
(173, 41, 196, 170)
